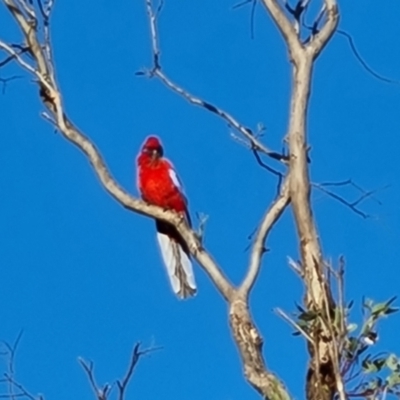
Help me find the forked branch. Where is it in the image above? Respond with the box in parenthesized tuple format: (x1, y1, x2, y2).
(240, 175, 291, 297)
(79, 343, 160, 400)
(259, 0, 342, 399)
(143, 2, 292, 399)
(0, 0, 234, 302)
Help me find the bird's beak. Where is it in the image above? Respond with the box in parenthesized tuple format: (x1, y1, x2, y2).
(151, 149, 159, 161)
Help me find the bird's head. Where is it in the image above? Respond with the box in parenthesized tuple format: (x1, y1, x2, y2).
(141, 136, 164, 161)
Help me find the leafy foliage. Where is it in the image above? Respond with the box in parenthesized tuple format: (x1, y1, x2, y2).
(293, 295, 399, 399)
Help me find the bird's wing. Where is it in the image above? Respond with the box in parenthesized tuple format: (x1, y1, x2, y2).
(168, 167, 192, 226)
(168, 167, 184, 191)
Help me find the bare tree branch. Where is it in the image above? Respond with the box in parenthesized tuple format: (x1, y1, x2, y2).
(0, 45, 29, 67)
(3, 0, 50, 78)
(116, 343, 161, 400)
(232, 0, 257, 39)
(255, 0, 342, 398)
(240, 175, 290, 297)
(79, 359, 111, 400)
(2, 376, 40, 400)
(142, 2, 293, 398)
(260, 0, 301, 57)
(3, 1, 370, 399)
(337, 30, 400, 85)
(0, 332, 43, 400)
(312, 179, 387, 219)
(143, 0, 286, 164)
(308, 0, 339, 58)
(313, 184, 370, 219)
(0, 75, 21, 93)
(0, 0, 235, 303)
(229, 298, 291, 400)
(79, 343, 160, 400)
(275, 307, 313, 343)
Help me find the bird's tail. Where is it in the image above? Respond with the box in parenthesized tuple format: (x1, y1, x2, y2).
(156, 222, 196, 299)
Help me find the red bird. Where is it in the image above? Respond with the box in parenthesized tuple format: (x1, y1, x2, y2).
(137, 136, 197, 299)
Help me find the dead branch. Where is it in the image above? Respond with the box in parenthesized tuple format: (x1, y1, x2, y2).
(337, 30, 400, 85)
(239, 175, 290, 297)
(229, 131, 285, 178)
(79, 343, 159, 400)
(0, 45, 29, 67)
(0, 0, 235, 303)
(0, 332, 43, 400)
(143, 2, 292, 398)
(232, 0, 257, 39)
(229, 298, 291, 400)
(313, 179, 387, 219)
(1, 1, 356, 399)
(116, 344, 161, 400)
(259, 0, 342, 399)
(2, 6, 293, 397)
(0, 75, 21, 93)
(275, 307, 313, 343)
(143, 0, 286, 164)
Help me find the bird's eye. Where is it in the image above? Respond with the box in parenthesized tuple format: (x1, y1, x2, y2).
(143, 146, 163, 157)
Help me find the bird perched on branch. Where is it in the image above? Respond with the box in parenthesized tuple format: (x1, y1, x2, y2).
(137, 136, 197, 299)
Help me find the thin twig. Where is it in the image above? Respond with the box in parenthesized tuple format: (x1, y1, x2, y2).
(2, 376, 39, 400)
(0, 46, 29, 67)
(284, 0, 312, 34)
(230, 131, 285, 180)
(252, 149, 284, 178)
(287, 256, 303, 277)
(78, 358, 111, 400)
(145, 0, 161, 69)
(15, 0, 35, 20)
(275, 307, 313, 343)
(232, 0, 258, 39)
(144, 0, 286, 164)
(117, 343, 162, 400)
(0, 40, 54, 96)
(337, 29, 400, 85)
(0, 75, 22, 93)
(312, 180, 387, 219)
(79, 343, 161, 400)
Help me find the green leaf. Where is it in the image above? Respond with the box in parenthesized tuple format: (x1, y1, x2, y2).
(362, 357, 385, 373)
(347, 337, 358, 353)
(361, 316, 375, 336)
(297, 319, 308, 329)
(371, 301, 388, 316)
(347, 300, 354, 310)
(347, 323, 358, 333)
(386, 296, 397, 307)
(385, 307, 399, 315)
(298, 310, 318, 322)
(387, 372, 400, 387)
(386, 354, 400, 371)
(295, 303, 305, 313)
(362, 358, 376, 373)
(373, 357, 386, 371)
(371, 296, 398, 317)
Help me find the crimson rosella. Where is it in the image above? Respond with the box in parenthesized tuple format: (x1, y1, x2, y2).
(137, 136, 197, 299)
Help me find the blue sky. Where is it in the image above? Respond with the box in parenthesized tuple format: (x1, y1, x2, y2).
(1, 1, 400, 399)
